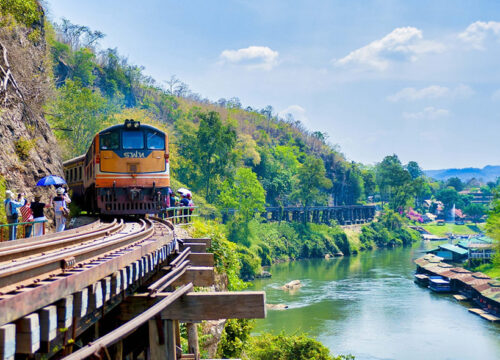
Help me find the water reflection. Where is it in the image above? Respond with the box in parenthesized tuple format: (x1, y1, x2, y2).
(250, 244, 500, 360)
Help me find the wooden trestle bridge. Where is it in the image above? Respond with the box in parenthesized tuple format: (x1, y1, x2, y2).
(0, 218, 265, 360)
(223, 205, 376, 225)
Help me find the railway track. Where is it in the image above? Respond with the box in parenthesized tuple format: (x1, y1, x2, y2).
(0, 217, 175, 327)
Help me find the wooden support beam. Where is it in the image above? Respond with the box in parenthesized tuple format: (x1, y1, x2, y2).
(39, 306, 57, 343)
(57, 295, 73, 329)
(181, 238, 212, 248)
(102, 277, 111, 302)
(62, 284, 193, 360)
(15, 313, 40, 354)
(0, 324, 15, 360)
(111, 271, 122, 295)
(164, 320, 176, 360)
(172, 267, 214, 287)
(90, 281, 103, 310)
(179, 243, 206, 253)
(148, 261, 190, 294)
(161, 291, 266, 321)
(188, 253, 214, 267)
(186, 323, 199, 360)
(113, 340, 123, 360)
(148, 319, 165, 360)
(73, 288, 88, 318)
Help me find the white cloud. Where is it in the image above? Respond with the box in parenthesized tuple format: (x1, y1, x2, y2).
(403, 107, 450, 120)
(388, 84, 473, 102)
(278, 105, 308, 123)
(220, 46, 279, 70)
(334, 27, 444, 71)
(458, 21, 500, 49)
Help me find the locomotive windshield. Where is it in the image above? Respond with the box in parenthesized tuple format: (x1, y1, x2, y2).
(122, 130, 144, 149)
(146, 130, 165, 150)
(100, 130, 120, 150)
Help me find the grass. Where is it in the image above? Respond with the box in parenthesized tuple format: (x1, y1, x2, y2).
(420, 222, 485, 237)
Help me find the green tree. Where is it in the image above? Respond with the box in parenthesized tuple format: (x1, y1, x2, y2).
(486, 187, 500, 267)
(361, 169, 376, 198)
(436, 187, 464, 215)
(219, 168, 266, 223)
(376, 155, 411, 203)
(180, 111, 237, 202)
(46, 79, 113, 158)
(406, 161, 423, 180)
(464, 203, 486, 224)
(295, 156, 332, 207)
(446, 177, 464, 191)
(254, 146, 299, 206)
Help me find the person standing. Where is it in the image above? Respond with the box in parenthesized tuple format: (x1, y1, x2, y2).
(4, 190, 25, 240)
(30, 195, 49, 237)
(187, 194, 194, 223)
(52, 187, 68, 232)
(168, 190, 177, 219)
(180, 194, 190, 223)
(20, 200, 34, 238)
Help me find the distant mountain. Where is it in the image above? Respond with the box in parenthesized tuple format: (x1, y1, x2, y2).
(424, 165, 500, 182)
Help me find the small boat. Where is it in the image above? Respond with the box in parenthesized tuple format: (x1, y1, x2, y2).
(428, 276, 451, 292)
(414, 273, 429, 286)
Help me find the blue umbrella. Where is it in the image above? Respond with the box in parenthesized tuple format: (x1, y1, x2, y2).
(36, 175, 66, 186)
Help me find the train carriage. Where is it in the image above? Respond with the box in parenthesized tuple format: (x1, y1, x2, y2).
(64, 120, 170, 215)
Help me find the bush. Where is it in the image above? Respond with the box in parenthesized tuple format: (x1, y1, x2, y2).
(360, 210, 419, 248)
(245, 333, 354, 360)
(0, 0, 41, 28)
(14, 137, 36, 161)
(217, 319, 254, 358)
(189, 219, 247, 291)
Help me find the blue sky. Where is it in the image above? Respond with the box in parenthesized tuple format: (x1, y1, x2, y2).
(45, 0, 500, 169)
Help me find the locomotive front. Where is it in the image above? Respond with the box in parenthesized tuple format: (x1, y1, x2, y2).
(93, 120, 170, 215)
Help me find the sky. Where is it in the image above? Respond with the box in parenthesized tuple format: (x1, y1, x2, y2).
(45, 0, 500, 170)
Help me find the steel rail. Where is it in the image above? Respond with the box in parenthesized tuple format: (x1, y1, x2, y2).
(0, 219, 101, 249)
(0, 219, 123, 262)
(0, 218, 174, 326)
(0, 219, 126, 274)
(0, 219, 155, 291)
(62, 283, 194, 360)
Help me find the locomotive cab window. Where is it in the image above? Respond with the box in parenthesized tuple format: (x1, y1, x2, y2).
(122, 130, 144, 149)
(100, 130, 120, 150)
(146, 130, 165, 150)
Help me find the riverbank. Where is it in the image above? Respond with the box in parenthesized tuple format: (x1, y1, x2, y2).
(419, 222, 485, 238)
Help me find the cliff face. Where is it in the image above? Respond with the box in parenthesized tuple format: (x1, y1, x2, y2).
(0, 9, 63, 202)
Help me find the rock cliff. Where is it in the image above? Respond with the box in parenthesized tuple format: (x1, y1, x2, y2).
(0, 7, 63, 206)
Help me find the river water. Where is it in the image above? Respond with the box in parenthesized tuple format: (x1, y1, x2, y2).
(250, 242, 500, 360)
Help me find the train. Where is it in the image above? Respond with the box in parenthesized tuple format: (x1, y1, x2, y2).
(63, 119, 171, 215)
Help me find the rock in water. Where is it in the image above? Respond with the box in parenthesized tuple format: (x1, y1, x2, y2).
(256, 271, 272, 278)
(266, 303, 288, 310)
(282, 280, 302, 290)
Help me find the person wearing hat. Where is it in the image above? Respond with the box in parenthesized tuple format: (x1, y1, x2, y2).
(31, 194, 50, 237)
(52, 187, 69, 232)
(4, 190, 26, 240)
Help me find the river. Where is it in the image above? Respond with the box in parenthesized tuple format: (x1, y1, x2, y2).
(250, 242, 500, 360)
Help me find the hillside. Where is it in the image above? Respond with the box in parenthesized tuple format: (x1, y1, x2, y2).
(424, 165, 500, 182)
(0, 1, 63, 221)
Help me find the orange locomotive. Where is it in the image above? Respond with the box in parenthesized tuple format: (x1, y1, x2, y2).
(63, 120, 170, 215)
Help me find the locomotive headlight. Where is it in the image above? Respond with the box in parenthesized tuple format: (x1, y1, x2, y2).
(134, 121, 140, 128)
